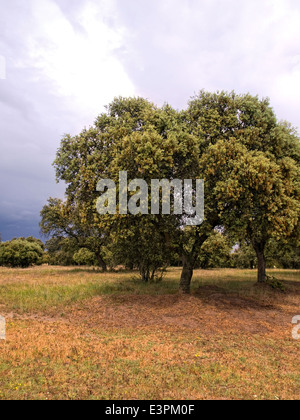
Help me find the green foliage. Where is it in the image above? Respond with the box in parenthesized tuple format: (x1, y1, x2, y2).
(232, 243, 257, 269)
(73, 248, 96, 266)
(41, 198, 108, 270)
(265, 275, 286, 291)
(202, 139, 300, 241)
(0, 238, 44, 268)
(107, 218, 171, 282)
(196, 92, 300, 282)
(232, 239, 300, 269)
(198, 232, 233, 269)
(266, 239, 300, 269)
(45, 237, 78, 266)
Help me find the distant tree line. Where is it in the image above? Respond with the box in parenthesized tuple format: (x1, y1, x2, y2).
(0, 232, 299, 270)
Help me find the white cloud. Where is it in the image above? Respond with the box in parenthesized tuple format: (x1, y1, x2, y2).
(0, 55, 5, 79)
(22, 0, 135, 123)
(115, 0, 300, 130)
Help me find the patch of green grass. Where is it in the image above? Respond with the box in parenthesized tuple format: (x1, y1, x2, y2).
(0, 276, 179, 313)
(0, 284, 99, 312)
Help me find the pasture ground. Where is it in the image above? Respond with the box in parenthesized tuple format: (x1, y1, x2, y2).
(0, 266, 299, 400)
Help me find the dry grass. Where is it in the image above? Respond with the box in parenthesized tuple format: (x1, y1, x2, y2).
(0, 266, 299, 400)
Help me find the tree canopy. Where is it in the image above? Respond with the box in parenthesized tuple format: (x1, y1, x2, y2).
(46, 92, 300, 291)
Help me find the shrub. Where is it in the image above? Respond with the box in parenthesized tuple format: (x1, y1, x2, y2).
(0, 238, 44, 268)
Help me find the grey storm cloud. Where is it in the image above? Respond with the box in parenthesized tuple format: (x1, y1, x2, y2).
(1, 0, 300, 241)
(114, 0, 300, 117)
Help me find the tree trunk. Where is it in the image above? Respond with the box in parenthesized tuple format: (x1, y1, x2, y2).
(179, 255, 194, 294)
(139, 265, 149, 283)
(179, 231, 212, 294)
(253, 241, 266, 283)
(96, 254, 107, 272)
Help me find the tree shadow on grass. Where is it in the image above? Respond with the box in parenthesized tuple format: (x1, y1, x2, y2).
(192, 278, 300, 311)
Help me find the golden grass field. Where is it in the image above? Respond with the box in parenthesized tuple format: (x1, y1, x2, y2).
(0, 266, 299, 400)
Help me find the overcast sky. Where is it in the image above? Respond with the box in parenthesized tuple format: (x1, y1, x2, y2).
(1, 0, 300, 241)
